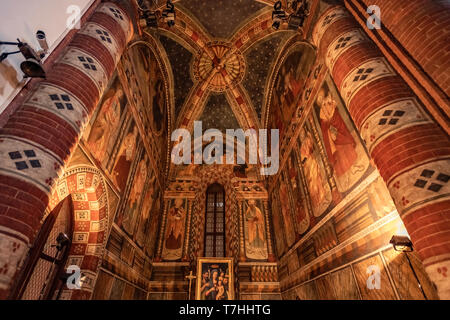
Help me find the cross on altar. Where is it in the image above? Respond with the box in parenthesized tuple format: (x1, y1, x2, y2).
(185, 270, 197, 300)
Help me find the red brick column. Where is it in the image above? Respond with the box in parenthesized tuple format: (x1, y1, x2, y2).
(312, 6, 450, 299)
(359, 0, 450, 97)
(0, 2, 133, 299)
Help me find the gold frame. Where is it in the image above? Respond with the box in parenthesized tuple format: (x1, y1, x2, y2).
(195, 257, 234, 300)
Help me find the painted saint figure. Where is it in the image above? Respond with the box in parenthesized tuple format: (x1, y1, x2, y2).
(317, 89, 358, 177)
(165, 198, 186, 250)
(299, 128, 330, 216)
(87, 88, 123, 162)
(112, 125, 139, 190)
(245, 200, 265, 248)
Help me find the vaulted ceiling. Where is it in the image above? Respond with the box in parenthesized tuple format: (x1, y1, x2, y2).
(146, 0, 298, 133)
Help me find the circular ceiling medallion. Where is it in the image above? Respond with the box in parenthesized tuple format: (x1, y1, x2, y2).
(192, 41, 246, 92)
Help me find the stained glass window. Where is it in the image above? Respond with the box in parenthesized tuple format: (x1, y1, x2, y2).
(204, 183, 225, 257)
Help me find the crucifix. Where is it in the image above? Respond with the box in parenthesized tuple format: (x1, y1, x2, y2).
(185, 270, 197, 300)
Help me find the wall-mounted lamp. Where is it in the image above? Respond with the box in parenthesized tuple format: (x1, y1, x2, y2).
(390, 235, 414, 252)
(0, 33, 48, 79)
(389, 234, 428, 299)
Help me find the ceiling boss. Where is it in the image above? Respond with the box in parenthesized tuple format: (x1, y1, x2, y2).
(192, 41, 246, 93)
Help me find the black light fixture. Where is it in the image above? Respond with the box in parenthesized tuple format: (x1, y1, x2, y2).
(39, 232, 71, 300)
(273, 0, 310, 31)
(162, 0, 176, 27)
(288, 0, 310, 30)
(55, 232, 71, 251)
(140, 10, 159, 28)
(390, 235, 413, 252)
(0, 36, 46, 78)
(272, 1, 287, 30)
(389, 234, 428, 299)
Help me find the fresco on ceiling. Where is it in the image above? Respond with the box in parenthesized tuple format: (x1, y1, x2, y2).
(179, 0, 267, 39)
(158, 34, 194, 118)
(162, 198, 188, 261)
(312, 77, 371, 194)
(111, 120, 139, 191)
(242, 199, 268, 260)
(199, 94, 241, 133)
(270, 45, 315, 139)
(285, 150, 310, 234)
(242, 32, 290, 119)
(278, 171, 297, 247)
(298, 120, 332, 217)
(83, 74, 127, 167)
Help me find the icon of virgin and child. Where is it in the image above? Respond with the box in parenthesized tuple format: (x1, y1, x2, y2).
(199, 264, 230, 300)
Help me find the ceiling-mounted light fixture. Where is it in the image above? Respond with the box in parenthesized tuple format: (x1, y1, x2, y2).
(162, 0, 176, 27)
(140, 10, 160, 28)
(288, 0, 310, 30)
(0, 36, 46, 78)
(272, 1, 287, 30)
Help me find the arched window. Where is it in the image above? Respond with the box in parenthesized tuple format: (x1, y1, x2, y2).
(204, 183, 225, 257)
(13, 196, 73, 300)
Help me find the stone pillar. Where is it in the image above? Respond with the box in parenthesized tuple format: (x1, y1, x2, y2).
(0, 2, 134, 299)
(312, 6, 450, 299)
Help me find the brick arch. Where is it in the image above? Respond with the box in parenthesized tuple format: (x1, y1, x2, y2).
(189, 166, 240, 262)
(47, 166, 110, 300)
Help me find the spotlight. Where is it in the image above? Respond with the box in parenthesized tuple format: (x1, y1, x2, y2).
(162, 0, 176, 27)
(288, 0, 310, 30)
(140, 10, 159, 28)
(36, 30, 48, 54)
(0, 39, 46, 78)
(390, 235, 413, 252)
(272, 1, 287, 30)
